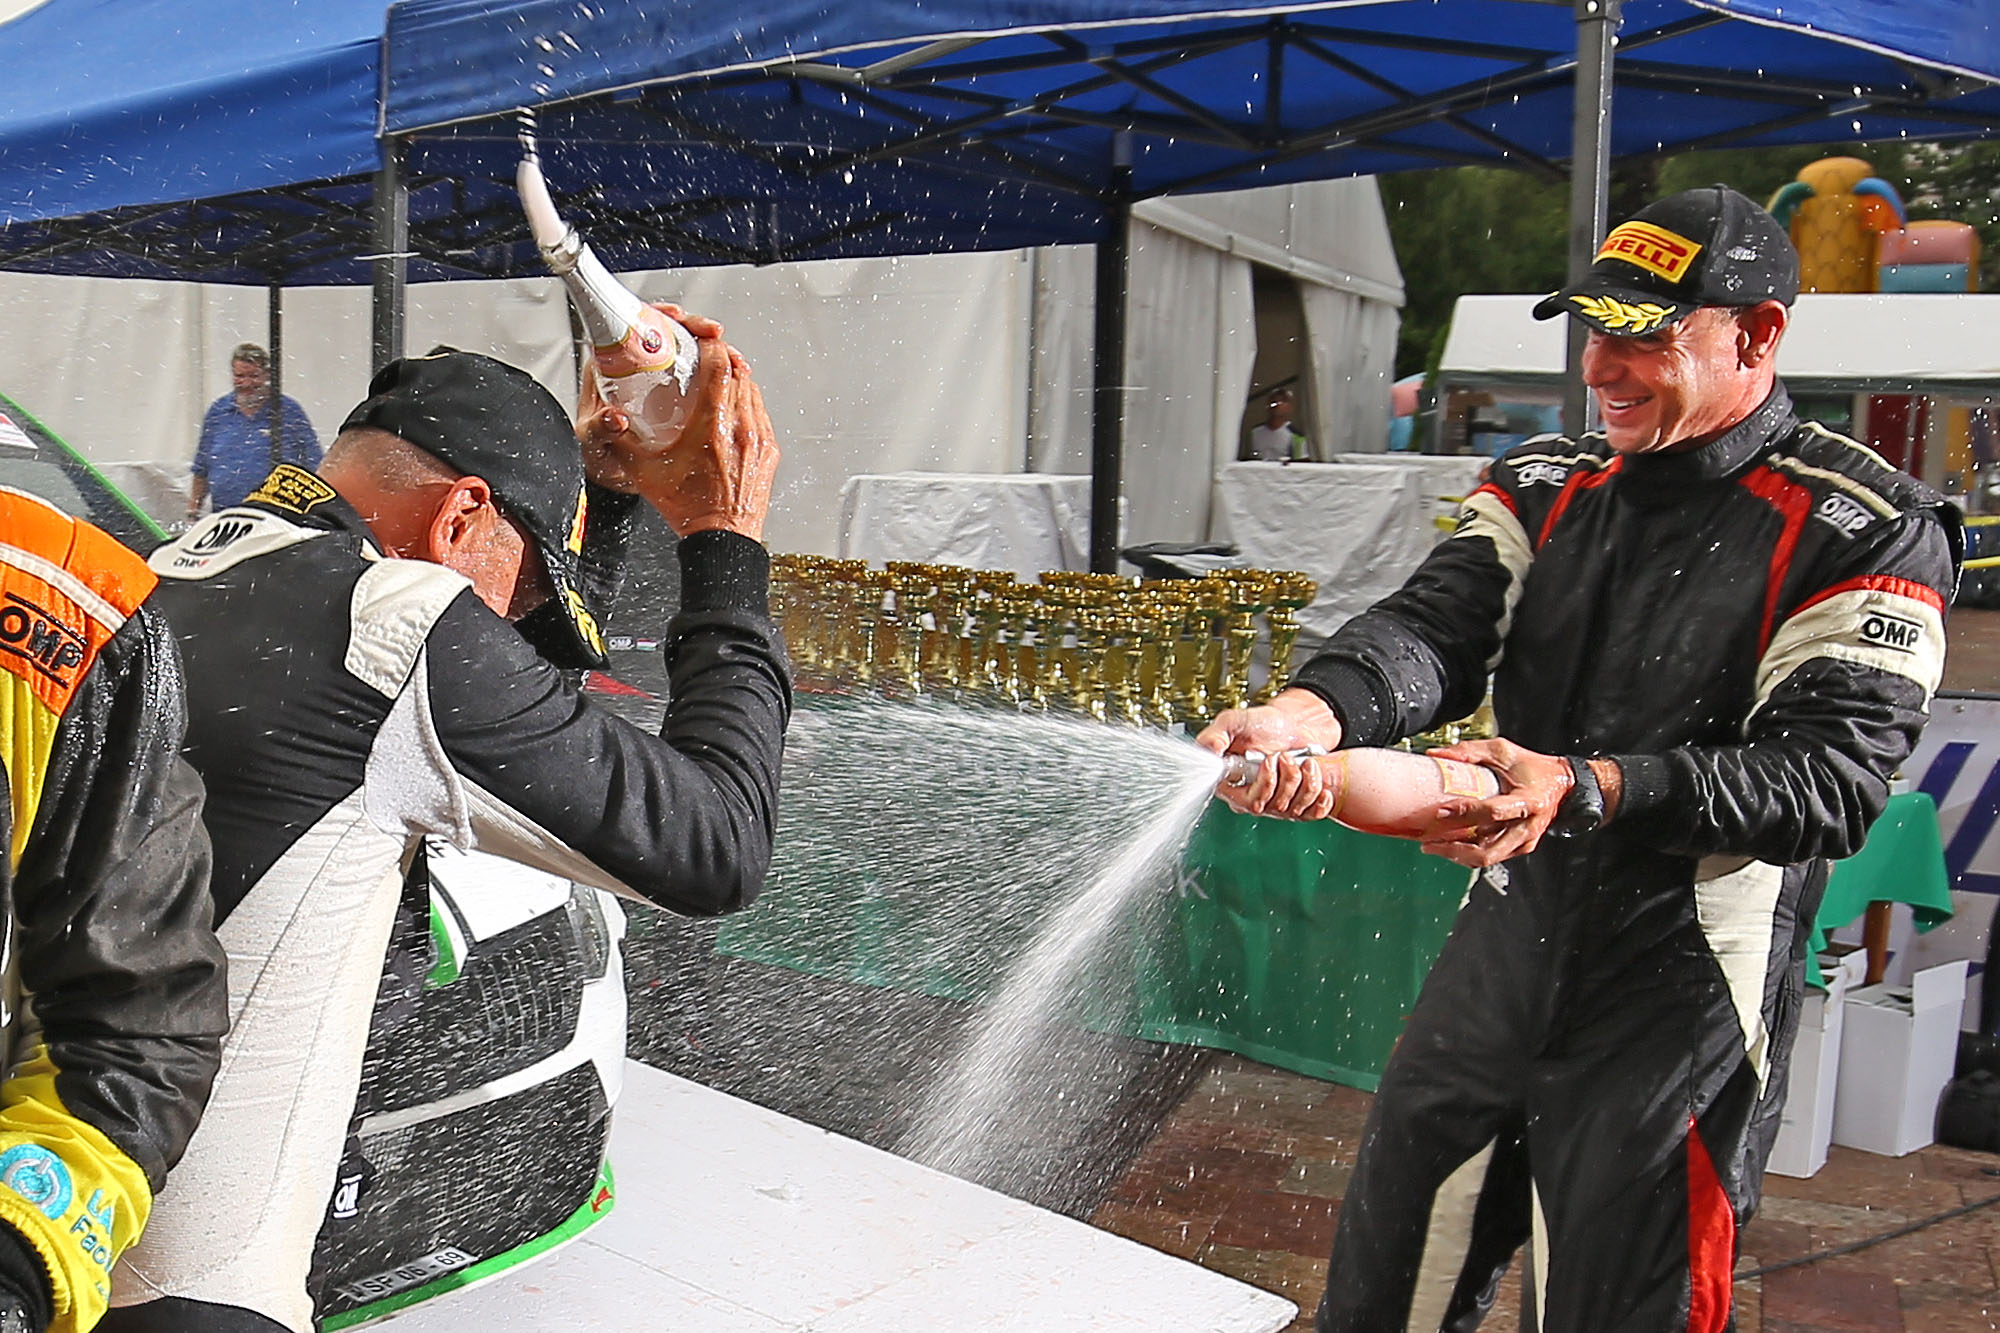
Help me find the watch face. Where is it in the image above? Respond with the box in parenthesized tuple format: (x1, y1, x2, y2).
(0, 1303, 29, 1333)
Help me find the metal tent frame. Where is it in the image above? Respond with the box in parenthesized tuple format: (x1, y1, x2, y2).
(4, 0, 1997, 567)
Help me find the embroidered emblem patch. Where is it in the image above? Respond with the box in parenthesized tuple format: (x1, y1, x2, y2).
(1570, 294, 1676, 334)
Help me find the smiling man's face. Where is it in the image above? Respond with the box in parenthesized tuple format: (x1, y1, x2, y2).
(1579, 306, 1768, 454)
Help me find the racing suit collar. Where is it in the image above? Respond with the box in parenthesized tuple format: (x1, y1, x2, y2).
(1615, 384, 1795, 490)
(236, 468, 376, 542)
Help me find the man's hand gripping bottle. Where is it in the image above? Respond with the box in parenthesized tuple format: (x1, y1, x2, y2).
(516, 115, 699, 441)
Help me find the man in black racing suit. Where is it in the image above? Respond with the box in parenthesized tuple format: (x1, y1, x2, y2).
(1202, 186, 1962, 1331)
(103, 318, 789, 1333)
(0, 491, 224, 1333)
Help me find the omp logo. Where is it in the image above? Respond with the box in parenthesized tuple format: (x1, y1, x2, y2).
(1596, 221, 1702, 282)
(1514, 461, 1568, 487)
(0, 591, 86, 685)
(188, 518, 254, 555)
(1861, 611, 1924, 652)
(1814, 492, 1874, 536)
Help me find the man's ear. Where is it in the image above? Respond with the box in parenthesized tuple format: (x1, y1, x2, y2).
(421, 476, 498, 563)
(1738, 301, 1789, 369)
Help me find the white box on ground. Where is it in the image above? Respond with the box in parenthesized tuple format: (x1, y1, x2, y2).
(1832, 959, 1969, 1157)
(1768, 951, 1869, 1178)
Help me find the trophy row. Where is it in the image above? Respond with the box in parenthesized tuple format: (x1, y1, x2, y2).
(769, 557, 1317, 728)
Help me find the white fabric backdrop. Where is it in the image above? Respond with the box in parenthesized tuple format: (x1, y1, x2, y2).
(1300, 284, 1399, 460)
(1122, 223, 1256, 549)
(1218, 460, 1465, 638)
(631, 253, 1030, 556)
(836, 473, 1096, 577)
(0, 179, 1398, 559)
(1026, 246, 1096, 478)
(0, 253, 1031, 552)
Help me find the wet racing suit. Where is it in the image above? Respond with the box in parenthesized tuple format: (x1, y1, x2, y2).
(1293, 389, 1959, 1332)
(105, 465, 790, 1333)
(0, 489, 225, 1333)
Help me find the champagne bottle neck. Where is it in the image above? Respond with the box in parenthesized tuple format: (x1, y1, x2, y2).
(561, 245, 647, 349)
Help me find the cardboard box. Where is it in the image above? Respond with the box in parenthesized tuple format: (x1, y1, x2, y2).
(1769, 950, 1869, 1177)
(1832, 958, 1970, 1157)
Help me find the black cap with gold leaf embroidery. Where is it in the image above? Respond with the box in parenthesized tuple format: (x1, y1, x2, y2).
(340, 346, 608, 669)
(1532, 185, 1799, 336)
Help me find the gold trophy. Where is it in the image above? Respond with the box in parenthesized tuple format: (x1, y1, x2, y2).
(1254, 570, 1317, 703)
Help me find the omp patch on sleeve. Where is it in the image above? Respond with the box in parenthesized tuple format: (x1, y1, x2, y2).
(1755, 575, 1947, 711)
(0, 491, 153, 867)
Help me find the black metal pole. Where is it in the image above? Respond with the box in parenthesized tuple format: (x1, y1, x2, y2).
(267, 282, 284, 466)
(1562, 0, 1621, 437)
(1089, 138, 1134, 574)
(371, 135, 409, 374)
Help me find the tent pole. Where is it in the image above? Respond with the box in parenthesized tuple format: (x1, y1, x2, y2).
(267, 282, 284, 467)
(371, 135, 409, 373)
(1562, 0, 1621, 437)
(1090, 138, 1134, 574)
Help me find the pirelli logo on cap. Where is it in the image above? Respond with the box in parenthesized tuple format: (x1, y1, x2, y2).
(1597, 221, 1703, 283)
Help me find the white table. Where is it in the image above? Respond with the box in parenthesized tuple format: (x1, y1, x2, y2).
(1216, 458, 1485, 639)
(838, 472, 1095, 579)
(382, 1060, 1296, 1333)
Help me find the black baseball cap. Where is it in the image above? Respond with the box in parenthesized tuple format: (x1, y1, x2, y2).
(1533, 185, 1799, 336)
(341, 347, 607, 669)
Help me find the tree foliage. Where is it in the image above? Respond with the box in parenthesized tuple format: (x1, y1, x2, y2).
(1382, 139, 2000, 379)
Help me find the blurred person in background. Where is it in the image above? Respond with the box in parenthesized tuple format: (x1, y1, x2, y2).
(1247, 386, 1307, 462)
(187, 343, 320, 520)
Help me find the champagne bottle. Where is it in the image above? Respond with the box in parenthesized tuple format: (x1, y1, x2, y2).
(517, 117, 699, 442)
(1222, 746, 1500, 839)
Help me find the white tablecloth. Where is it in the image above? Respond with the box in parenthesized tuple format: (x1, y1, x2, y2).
(1330, 453, 1490, 499)
(1217, 457, 1486, 639)
(382, 1061, 1295, 1332)
(838, 472, 1094, 579)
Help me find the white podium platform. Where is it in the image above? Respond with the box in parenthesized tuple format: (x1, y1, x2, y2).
(382, 1060, 1296, 1333)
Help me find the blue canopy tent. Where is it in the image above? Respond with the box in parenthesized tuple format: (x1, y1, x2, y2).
(0, 0, 1995, 566)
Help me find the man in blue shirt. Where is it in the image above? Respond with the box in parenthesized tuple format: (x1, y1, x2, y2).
(188, 344, 321, 519)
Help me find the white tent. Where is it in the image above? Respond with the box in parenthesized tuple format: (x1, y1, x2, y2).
(0, 177, 1401, 561)
(1438, 293, 2000, 492)
(1440, 293, 2000, 399)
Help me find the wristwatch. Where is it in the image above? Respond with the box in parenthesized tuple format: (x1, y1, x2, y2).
(1549, 756, 1606, 838)
(0, 1296, 33, 1333)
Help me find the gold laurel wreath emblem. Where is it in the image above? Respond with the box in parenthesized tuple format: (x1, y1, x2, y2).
(1571, 294, 1675, 333)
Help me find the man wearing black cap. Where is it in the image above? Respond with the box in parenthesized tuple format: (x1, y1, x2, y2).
(1201, 186, 1960, 1331)
(102, 316, 789, 1333)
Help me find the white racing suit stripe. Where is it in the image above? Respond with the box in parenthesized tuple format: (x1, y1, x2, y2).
(1454, 487, 1532, 666)
(1755, 578, 1946, 714)
(1404, 1140, 1497, 1333)
(1693, 857, 1787, 1092)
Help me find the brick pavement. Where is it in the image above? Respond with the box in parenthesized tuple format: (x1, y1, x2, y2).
(1094, 1054, 2000, 1332)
